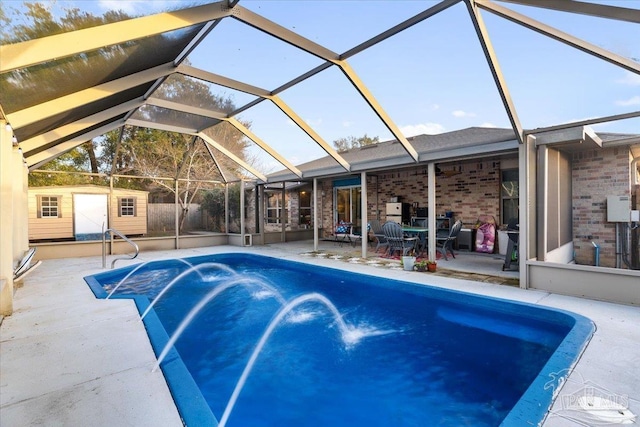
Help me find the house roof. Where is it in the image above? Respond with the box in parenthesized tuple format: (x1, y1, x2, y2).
(267, 126, 520, 181)
(267, 126, 640, 182)
(1, 1, 639, 183)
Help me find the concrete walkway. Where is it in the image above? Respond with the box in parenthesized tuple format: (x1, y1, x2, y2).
(1, 243, 638, 426)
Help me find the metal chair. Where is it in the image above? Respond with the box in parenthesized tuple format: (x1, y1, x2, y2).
(436, 219, 463, 260)
(369, 219, 389, 253)
(382, 221, 417, 256)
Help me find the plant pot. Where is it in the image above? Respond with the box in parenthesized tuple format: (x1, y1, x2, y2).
(402, 256, 416, 271)
(427, 263, 437, 272)
(415, 265, 427, 272)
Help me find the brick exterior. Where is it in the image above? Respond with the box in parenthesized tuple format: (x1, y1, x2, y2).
(319, 158, 506, 235)
(277, 147, 637, 269)
(572, 147, 633, 267)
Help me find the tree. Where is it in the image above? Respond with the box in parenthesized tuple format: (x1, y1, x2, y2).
(200, 184, 241, 232)
(9, 1, 256, 234)
(333, 134, 380, 153)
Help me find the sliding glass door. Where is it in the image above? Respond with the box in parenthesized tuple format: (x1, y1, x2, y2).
(335, 186, 361, 229)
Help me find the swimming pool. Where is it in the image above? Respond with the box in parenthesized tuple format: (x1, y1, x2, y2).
(85, 253, 594, 426)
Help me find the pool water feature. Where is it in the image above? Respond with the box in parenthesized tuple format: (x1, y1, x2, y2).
(85, 253, 594, 426)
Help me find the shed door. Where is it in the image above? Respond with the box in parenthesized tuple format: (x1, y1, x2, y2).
(73, 194, 108, 240)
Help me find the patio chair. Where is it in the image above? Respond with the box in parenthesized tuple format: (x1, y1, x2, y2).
(369, 219, 389, 253)
(436, 219, 463, 260)
(382, 221, 418, 257)
(334, 221, 363, 247)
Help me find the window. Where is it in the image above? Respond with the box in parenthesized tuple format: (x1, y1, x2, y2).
(118, 197, 136, 217)
(299, 190, 312, 227)
(38, 195, 61, 218)
(266, 193, 288, 224)
(501, 169, 519, 225)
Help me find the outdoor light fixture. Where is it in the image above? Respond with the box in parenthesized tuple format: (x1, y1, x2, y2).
(12, 136, 18, 146)
(5, 123, 11, 132)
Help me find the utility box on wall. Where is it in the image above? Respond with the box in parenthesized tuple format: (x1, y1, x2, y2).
(607, 195, 630, 222)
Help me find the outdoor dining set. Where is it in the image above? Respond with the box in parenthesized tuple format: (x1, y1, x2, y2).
(334, 218, 463, 261)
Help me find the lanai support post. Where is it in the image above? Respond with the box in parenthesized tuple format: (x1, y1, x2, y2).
(313, 178, 319, 252)
(427, 163, 437, 261)
(361, 171, 368, 259)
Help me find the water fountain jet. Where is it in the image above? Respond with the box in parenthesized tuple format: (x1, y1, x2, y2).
(152, 276, 287, 372)
(217, 292, 379, 427)
(106, 258, 203, 299)
(140, 262, 237, 320)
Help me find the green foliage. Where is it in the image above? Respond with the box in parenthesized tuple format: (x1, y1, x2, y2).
(199, 184, 241, 232)
(333, 134, 380, 153)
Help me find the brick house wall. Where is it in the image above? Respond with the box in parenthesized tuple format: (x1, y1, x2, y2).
(573, 147, 633, 267)
(318, 157, 509, 235)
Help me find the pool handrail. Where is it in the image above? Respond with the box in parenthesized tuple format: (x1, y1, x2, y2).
(102, 228, 139, 269)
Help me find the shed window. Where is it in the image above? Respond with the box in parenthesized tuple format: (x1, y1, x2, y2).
(118, 197, 136, 217)
(38, 195, 61, 218)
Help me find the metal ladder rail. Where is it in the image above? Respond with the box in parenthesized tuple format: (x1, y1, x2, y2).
(102, 228, 140, 269)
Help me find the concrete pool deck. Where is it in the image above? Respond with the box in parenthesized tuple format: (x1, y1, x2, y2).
(1, 243, 638, 426)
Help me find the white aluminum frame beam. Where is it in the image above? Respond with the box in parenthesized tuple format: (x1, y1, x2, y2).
(230, 7, 419, 162)
(336, 60, 419, 161)
(177, 65, 351, 171)
(477, 0, 640, 75)
(341, 0, 462, 59)
(19, 98, 145, 154)
(225, 117, 303, 178)
(145, 97, 227, 121)
(201, 138, 230, 184)
(8, 63, 176, 129)
(26, 120, 125, 169)
(126, 118, 199, 135)
(231, 6, 340, 62)
(497, 0, 640, 24)
(178, 65, 352, 171)
(268, 95, 351, 171)
(177, 64, 272, 98)
(198, 132, 267, 182)
(466, 0, 524, 143)
(0, 1, 232, 73)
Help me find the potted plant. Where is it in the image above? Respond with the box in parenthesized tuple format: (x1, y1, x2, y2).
(414, 260, 428, 272)
(427, 260, 437, 272)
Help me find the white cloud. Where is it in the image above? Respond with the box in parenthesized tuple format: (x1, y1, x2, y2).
(452, 110, 476, 118)
(479, 122, 497, 128)
(342, 120, 354, 128)
(616, 72, 640, 86)
(615, 96, 640, 107)
(429, 104, 440, 111)
(401, 123, 445, 136)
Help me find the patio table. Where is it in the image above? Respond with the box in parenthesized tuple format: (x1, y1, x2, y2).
(402, 226, 429, 254)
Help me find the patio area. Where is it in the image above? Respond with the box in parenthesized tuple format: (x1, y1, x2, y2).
(1, 243, 638, 426)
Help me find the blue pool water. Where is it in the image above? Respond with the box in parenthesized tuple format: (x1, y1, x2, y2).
(85, 253, 594, 426)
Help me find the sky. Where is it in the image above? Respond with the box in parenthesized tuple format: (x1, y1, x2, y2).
(5, 0, 640, 173)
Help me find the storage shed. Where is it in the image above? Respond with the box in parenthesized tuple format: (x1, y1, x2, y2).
(28, 185, 148, 241)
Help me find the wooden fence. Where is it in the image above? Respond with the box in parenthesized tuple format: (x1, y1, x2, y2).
(147, 203, 217, 232)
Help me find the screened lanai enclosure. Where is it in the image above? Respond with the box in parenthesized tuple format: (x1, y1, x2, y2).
(1, 0, 640, 314)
